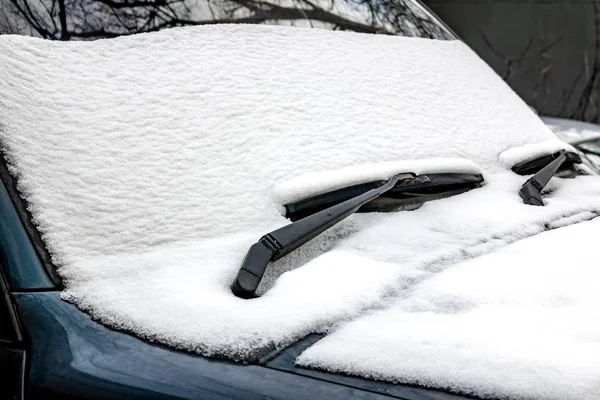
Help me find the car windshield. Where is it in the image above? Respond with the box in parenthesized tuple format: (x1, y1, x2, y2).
(7, 21, 600, 400)
(3, 0, 455, 40)
(231, 0, 456, 39)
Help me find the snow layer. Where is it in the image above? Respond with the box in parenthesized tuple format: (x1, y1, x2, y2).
(0, 24, 555, 264)
(297, 217, 600, 400)
(1, 24, 600, 398)
(498, 140, 575, 168)
(274, 158, 481, 204)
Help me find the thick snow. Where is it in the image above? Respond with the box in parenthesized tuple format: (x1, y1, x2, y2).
(274, 158, 481, 204)
(498, 140, 575, 168)
(297, 217, 600, 400)
(1, 24, 600, 398)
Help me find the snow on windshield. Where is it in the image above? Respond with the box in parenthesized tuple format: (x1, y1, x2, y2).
(1, 24, 599, 400)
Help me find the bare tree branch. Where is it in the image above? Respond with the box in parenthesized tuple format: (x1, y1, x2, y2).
(3, 0, 447, 39)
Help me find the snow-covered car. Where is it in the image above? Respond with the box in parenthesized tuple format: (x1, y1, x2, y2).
(542, 116, 600, 173)
(1, 14, 600, 400)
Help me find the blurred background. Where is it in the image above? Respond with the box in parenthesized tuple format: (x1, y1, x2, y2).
(1, 0, 598, 124)
(426, 1, 599, 125)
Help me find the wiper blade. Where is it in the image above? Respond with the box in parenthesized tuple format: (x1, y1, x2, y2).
(231, 172, 484, 299)
(519, 149, 581, 206)
(231, 174, 405, 299)
(286, 173, 484, 221)
(512, 150, 581, 175)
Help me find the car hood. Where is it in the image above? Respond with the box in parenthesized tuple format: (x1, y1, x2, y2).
(297, 215, 600, 400)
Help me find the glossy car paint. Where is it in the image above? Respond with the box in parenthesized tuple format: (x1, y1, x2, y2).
(14, 292, 469, 400)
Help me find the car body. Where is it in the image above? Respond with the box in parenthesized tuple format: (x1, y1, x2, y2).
(1, 3, 598, 400)
(0, 1, 478, 399)
(1, 163, 468, 400)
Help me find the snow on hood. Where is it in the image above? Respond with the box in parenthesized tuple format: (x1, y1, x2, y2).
(1, 25, 600, 400)
(298, 217, 600, 400)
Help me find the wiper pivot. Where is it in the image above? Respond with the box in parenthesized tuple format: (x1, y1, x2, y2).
(519, 149, 580, 206)
(231, 174, 404, 299)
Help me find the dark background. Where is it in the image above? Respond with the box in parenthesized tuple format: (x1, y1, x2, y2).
(425, 0, 600, 123)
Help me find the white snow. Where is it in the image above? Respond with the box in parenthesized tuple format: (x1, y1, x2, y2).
(297, 217, 600, 400)
(1, 24, 600, 399)
(274, 158, 481, 204)
(498, 139, 575, 168)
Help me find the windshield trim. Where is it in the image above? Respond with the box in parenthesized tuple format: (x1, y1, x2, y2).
(408, 0, 460, 40)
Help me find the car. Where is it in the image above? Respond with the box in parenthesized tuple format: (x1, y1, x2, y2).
(1, 162, 476, 399)
(542, 116, 600, 173)
(0, 4, 489, 399)
(1, 3, 599, 400)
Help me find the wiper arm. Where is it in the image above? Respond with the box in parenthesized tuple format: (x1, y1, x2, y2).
(519, 149, 580, 206)
(231, 171, 485, 298)
(285, 173, 484, 221)
(231, 174, 405, 299)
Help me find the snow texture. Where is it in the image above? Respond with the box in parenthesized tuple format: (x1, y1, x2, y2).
(274, 158, 481, 204)
(297, 217, 600, 400)
(498, 139, 575, 168)
(1, 24, 600, 399)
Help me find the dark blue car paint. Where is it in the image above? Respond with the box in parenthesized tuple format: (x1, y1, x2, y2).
(12, 292, 474, 400)
(1, 176, 473, 400)
(15, 292, 458, 400)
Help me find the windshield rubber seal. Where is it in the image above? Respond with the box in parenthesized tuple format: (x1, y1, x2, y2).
(0, 150, 61, 288)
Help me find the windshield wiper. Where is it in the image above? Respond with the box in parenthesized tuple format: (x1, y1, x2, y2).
(519, 149, 582, 206)
(231, 172, 484, 299)
(512, 150, 581, 175)
(231, 174, 404, 299)
(286, 173, 484, 221)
